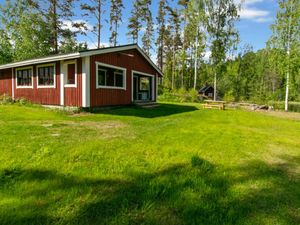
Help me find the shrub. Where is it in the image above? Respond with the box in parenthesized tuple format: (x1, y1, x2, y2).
(177, 88, 189, 102)
(0, 94, 14, 105)
(16, 97, 30, 105)
(189, 89, 199, 103)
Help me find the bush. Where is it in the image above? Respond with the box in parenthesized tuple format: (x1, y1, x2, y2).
(189, 89, 199, 102)
(0, 94, 14, 105)
(268, 101, 300, 113)
(158, 88, 200, 103)
(16, 97, 30, 105)
(177, 88, 189, 102)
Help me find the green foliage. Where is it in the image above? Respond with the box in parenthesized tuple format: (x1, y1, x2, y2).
(158, 88, 200, 103)
(268, 101, 300, 112)
(0, 31, 13, 64)
(0, 94, 13, 105)
(188, 89, 199, 102)
(0, 103, 299, 224)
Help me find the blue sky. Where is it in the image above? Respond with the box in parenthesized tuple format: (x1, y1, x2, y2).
(71, 0, 278, 55)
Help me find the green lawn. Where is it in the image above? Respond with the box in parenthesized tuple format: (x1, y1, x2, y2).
(0, 103, 299, 225)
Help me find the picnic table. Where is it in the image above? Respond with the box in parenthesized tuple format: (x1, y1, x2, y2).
(203, 100, 225, 110)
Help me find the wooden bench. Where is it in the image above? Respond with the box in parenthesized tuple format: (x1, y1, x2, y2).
(203, 100, 225, 110)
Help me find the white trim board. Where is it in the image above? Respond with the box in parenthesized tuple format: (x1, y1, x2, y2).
(63, 60, 78, 88)
(82, 56, 90, 108)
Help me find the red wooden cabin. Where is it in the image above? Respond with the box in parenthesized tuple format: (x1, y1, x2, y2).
(0, 44, 163, 108)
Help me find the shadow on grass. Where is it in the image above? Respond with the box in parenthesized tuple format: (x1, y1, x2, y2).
(91, 103, 199, 118)
(0, 155, 299, 225)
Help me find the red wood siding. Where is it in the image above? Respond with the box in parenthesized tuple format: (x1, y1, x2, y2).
(64, 59, 82, 107)
(14, 62, 60, 105)
(0, 69, 12, 96)
(90, 49, 158, 107)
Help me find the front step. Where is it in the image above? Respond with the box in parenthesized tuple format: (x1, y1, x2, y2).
(134, 101, 159, 108)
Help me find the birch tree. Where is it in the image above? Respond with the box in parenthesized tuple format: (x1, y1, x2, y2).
(269, 0, 300, 111)
(206, 0, 240, 100)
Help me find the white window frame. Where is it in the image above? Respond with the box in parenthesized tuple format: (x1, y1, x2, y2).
(96, 62, 126, 90)
(64, 60, 77, 88)
(15, 66, 34, 89)
(37, 63, 56, 89)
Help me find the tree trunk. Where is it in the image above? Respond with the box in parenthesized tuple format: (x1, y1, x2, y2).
(214, 70, 217, 101)
(285, 10, 292, 112)
(97, 0, 101, 48)
(172, 49, 175, 89)
(52, 0, 58, 53)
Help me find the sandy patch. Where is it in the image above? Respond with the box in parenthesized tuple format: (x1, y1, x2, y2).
(256, 110, 300, 121)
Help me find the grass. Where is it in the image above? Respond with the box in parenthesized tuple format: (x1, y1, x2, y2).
(0, 102, 299, 225)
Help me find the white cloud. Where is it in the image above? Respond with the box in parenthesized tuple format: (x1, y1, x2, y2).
(86, 41, 110, 49)
(62, 20, 93, 33)
(235, 0, 274, 23)
(239, 8, 269, 19)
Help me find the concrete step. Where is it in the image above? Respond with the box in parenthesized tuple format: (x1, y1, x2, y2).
(134, 101, 159, 108)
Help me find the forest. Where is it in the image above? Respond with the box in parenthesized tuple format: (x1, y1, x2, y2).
(0, 0, 299, 109)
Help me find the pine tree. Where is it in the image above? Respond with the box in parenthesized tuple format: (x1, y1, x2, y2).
(81, 0, 105, 48)
(156, 0, 167, 70)
(141, 0, 154, 56)
(29, 0, 84, 53)
(166, 6, 182, 89)
(178, 0, 190, 88)
(127, 0, 143, 44)
(110, 0, 124, 47)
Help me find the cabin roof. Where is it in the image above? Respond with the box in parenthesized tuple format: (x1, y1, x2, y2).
(199, 85, 214, 93)
(0, 44, 163, 76)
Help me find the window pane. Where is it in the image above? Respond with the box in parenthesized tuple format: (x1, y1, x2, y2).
(98, 70, 106, 85)
(140, 77, 150, 91)
(67, 64, 76, 84)
(115, 73, 123, 87)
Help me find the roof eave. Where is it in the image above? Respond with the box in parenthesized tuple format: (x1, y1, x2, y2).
(0, 53, 80, 70)
(0, 44, 163, 76)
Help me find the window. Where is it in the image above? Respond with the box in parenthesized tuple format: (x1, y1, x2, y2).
(37, 64, 55, 88)
(16, 67, 33, 88)
(96, 62, 126, 89)
(140, 77, 150, 91)
(67, 63, 76, 85)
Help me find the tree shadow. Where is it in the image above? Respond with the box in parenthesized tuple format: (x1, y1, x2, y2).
(0, 155, 299, 225)
(91, 103, 199, 118)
